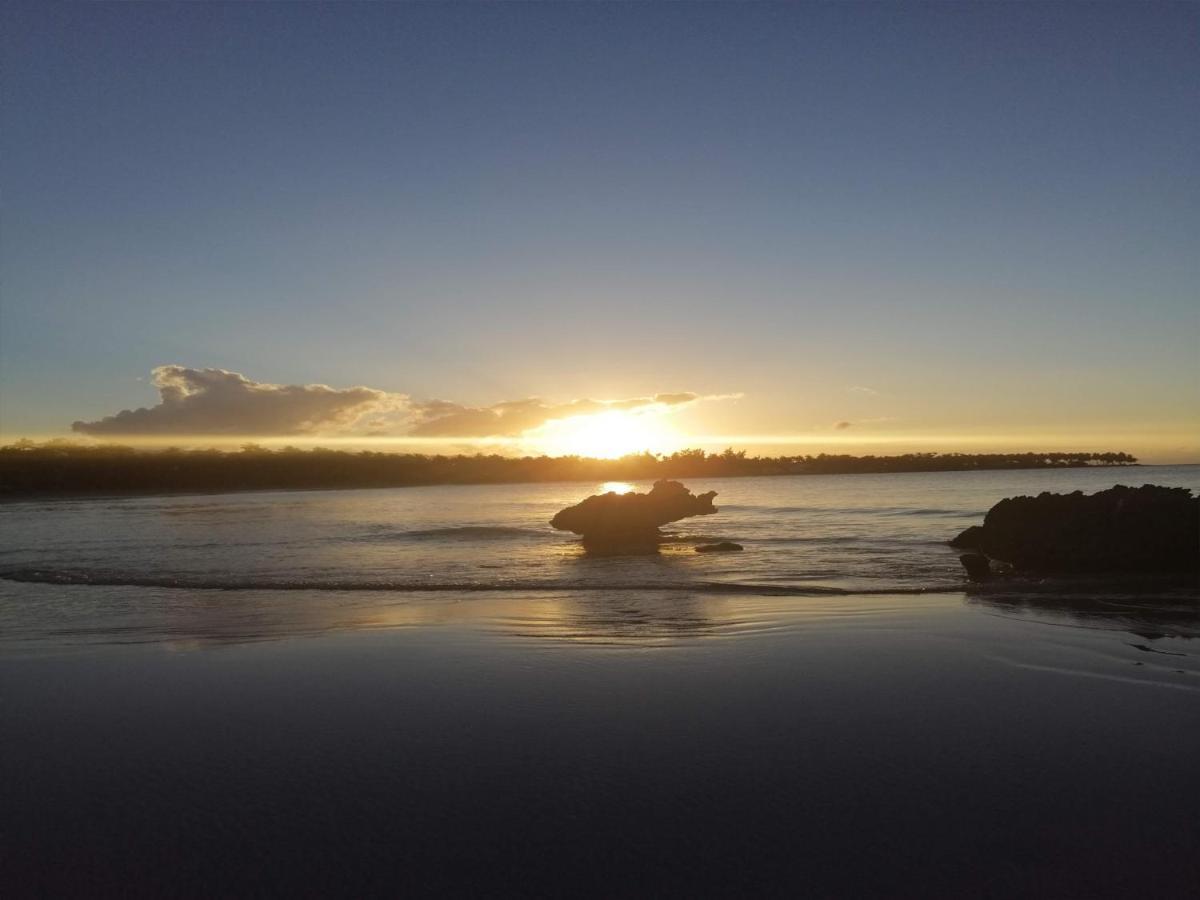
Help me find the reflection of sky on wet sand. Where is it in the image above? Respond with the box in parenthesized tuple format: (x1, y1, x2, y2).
(0, 582, 823, 650)
(968, 586, 1199, 640)
(3, 579, 1197, 690)
(160, 588, 1199, 689)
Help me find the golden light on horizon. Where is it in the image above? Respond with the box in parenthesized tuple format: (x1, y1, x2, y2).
(527, 410, 685, 459)
(4, 425, 1195, 463)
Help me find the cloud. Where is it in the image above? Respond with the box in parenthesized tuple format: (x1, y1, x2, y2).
(72, 366, 403, 436)
(848, 385, 881, 395)
(409, 392, 712, 437)
(833, 416, 896, 431)
(70, 367, 738, 441)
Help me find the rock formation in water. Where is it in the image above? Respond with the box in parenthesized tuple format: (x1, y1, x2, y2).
(695, 541, 743, 553)
(948, 525, 985, 550)
(551, 480, 717, 552)
(950, 484, 1199, 576)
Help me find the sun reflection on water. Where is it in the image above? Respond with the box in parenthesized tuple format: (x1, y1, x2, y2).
(600, 481, 635, 495)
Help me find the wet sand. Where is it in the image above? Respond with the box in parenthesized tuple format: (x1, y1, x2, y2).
(2, 592, 1198, 898)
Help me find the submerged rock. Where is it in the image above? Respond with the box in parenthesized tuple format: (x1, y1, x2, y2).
(952, 484, 1199, 576)
(695, 541, 743, 553)
(551, 480, 717, 552)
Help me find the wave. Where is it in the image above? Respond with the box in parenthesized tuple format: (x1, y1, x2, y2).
(655, 532, 741, 545)
(352, 525, 549, 542)
(5, 566, 1192, 603)
(0, 567, 961, 597)
(751, 535, 923, 545)
(725, 505, 971, 517)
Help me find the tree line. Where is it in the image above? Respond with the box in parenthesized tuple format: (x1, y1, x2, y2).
(0, 440, 1137, 499)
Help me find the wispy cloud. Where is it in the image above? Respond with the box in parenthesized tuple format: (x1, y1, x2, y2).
(832, 416, 896, 431)
(409, 392, 726, 438)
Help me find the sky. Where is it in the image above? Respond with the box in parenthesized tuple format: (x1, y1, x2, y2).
(2, 2, 1197, 461)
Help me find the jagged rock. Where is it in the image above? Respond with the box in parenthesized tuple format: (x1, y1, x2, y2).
(953, 484, 1199, 575)
(551, 480, 717, 552)
(695, 541, 743, 553)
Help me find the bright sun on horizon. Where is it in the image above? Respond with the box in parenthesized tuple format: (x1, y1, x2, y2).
(527, 410, 685, 459)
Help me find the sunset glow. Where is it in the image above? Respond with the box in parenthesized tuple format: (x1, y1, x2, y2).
(527, 410, 684, 459)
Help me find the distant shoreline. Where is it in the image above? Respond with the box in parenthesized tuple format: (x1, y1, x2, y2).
(0, 447, 1168, 503)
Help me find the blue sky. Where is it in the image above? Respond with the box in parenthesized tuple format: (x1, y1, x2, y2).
(2, 2, 1197, 459)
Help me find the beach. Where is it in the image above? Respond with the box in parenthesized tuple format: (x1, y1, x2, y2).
(2, 469, 1198, 896)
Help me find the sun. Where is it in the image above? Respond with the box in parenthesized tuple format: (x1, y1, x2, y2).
(528, 410, 683, 459)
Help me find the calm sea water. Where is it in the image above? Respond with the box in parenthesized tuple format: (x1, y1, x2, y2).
(1, 466, 1196, 648)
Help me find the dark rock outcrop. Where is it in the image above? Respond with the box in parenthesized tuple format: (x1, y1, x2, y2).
(949, 525, 985, 550)
(958, 552, 991, 580)
(551, 480, 717, 552)
(695, 541, 743, 553)
(953, 484, 1199, 575)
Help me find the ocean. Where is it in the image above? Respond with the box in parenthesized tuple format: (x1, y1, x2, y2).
(2, 467, 1198, 896)
(2, 465, 1198, 647)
